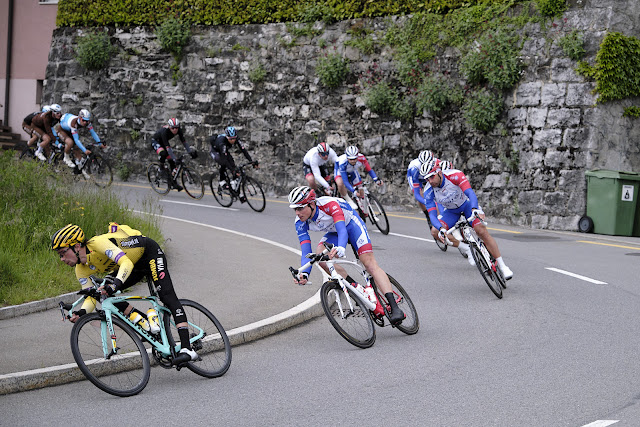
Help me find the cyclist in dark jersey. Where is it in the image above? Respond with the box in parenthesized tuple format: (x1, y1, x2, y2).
(208, 126, 258, 194)
(150, 118, 197, 191)
(28, 104, 63, 161)
(51, 222, 199, 365)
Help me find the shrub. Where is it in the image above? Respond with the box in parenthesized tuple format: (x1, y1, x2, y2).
(558, 30, 585, 61)
(117, 164, 131, 181)
(156, 17, 191, 60)
(75, 31, 116, 71)
(623, 106, 640, 118)
(364, 81, 397, 115)
(315, 51, 349, 88)
(535, 0, 567, 17)
(248, 62, 267, 83)
(391, 98, 415, 122)
(462, 87, 503, 131)
(460, 29, 522, 90)
(593, 32, 640, 103)
(415, 73, 464, 115)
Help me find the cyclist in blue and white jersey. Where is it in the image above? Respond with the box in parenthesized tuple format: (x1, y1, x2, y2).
(303, 142, 339, 195)
(288, 186, 405, 324)
(420, 159, 513, 279)
(56, 109, 103, 172)
(407, 150, 438, 222)
(334, 145, 383, 212)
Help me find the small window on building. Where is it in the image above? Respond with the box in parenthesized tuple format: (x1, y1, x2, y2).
(36, 80, 43, 105)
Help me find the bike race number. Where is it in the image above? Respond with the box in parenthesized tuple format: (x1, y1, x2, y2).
(622, 185, 634, 202)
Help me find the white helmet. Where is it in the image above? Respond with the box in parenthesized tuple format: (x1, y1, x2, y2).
(419, 159, 440, 178)
(440, 160, 452, 171)
(41, 105, 51, 113)
(49, 104, 62, 113)
(288, 186, 316, 208)
(316, 142, 330, 156)
(345, 145, 359, 159)
(78, 109, 92, 121)
(418, 150, 434, 164)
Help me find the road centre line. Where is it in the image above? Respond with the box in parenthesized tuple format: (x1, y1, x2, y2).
(578, 240, 640, 251)
(545, 267, 607, 285)
(581, 421, 619, 427)
(160, 199, 238, 211)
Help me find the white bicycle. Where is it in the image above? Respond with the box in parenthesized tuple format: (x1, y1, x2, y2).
(289, 243, 419, 348)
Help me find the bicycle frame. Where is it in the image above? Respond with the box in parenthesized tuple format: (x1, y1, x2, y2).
(447, 215, 497, 273)
(61, 278, 205, 361)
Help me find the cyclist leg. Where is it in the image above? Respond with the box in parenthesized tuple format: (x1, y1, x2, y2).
(303, 163, 318, 191)
(469, 210, 513, 278)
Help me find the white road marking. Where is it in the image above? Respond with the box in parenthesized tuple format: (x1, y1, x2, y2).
(371, 229, 434, 243)
(545, 267, 608, 285)
(161, 199, 238, 211)
(581, 421, 619, 427)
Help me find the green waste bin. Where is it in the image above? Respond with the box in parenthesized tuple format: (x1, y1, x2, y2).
(579, 169, 640, 236)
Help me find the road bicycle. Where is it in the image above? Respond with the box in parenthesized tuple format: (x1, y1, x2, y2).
(329, 178, 390, 235)
(426, 214, 448, 252)
(289, 243, 419, 348)
(59, 275, 232, 397)
(147, 154, 204, 199)
(445, 214, 506, 299)
(209, 162, 266, 212)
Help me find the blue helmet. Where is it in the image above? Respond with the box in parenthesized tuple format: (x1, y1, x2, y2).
(225, 126, 237, 138)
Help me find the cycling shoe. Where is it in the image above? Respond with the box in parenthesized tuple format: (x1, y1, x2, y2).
(389, 308, 405, 326)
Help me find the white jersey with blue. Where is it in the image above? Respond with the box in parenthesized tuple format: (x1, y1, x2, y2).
(59, 113, 101, 153)
(423, 169, 480, 228)
(334, 153, 378, 193)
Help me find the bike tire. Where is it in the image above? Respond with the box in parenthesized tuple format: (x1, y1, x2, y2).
(366, 194, 390, 235)
(86, 154, 113, 188)
(70, 313, 150, 397)
(329, 178, 339, 197)
(426, 216, 447, 252)
(181, 166, 204, 199)
(470, 243, 503, 299)
(242, 176, 266, 212)
(319, 280, 376, 349)
(147, 163, 170, 195)
(371, 274, 419, 335)
(19, 145, 35, 160)
(164, 299, 232, 378)
(209, 172, 234, 207)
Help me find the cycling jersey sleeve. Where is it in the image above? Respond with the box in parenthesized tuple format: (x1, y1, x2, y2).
(412, 185, 427, 207)
(87, 124, 101, 144)
(295, 220, 313, 274)
(72, 131, 89, 154)
(340, 167, 355, 193)
(237, 140, 254, 162)
(423, 190, 441, 227)
(311, 160, 330, 190)
(464, 188, 479, 209)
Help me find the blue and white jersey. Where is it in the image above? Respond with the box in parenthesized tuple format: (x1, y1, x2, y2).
(59, 113, 101, 153)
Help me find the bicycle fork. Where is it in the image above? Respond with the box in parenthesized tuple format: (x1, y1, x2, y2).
(101, 311, 120, 359)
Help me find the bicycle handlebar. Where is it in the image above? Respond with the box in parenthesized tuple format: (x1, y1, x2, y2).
(288, 243, 334, 280)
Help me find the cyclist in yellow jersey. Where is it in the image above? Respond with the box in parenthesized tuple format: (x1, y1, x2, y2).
(51, 223, 198, 364)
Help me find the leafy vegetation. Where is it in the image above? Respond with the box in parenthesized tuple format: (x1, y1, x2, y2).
(462, 87, 503, 131)
(315, 51, 349, 88)
(0, 152, 163, 305)
(558, 30, 585, 61)
(75, 31, 117, 71)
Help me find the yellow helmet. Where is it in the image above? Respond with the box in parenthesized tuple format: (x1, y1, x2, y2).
(51, 224, 85, 250)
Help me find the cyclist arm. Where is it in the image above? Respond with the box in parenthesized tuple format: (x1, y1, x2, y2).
(88, 239, 135, 293)
(326, 200, 349, 255)
(237, 140, 254, 163)
(71, 129, 90, 154)
(295, 221, 313, 276)
(178, 128, 195, 154)
(360, 156, 379, 181)
(86, 123, 101, 145)
(310, 157, 330, 190)
(449, 171, 479, 208)
(339, 164, 355, 193)
(423, 190, 441, 228)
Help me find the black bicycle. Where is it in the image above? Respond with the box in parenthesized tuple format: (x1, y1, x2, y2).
(209, 162, 266, 212)
(44, 143, 113, 188)
(147, 155, 204, 199)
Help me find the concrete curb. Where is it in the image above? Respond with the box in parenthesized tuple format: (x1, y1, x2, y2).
(0, 291, 323, 395)
(0, 292, 79, 320)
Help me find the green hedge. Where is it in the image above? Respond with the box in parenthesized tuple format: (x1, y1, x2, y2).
(57, 0, 521, 27)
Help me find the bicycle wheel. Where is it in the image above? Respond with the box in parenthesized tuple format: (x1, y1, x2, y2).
(470, 243, 503, 299)
(366, 194, 389, 235)
(19, 145, 35, 160)
(164, 299, 232, 378)
(147, 163, 170, 195)
(329, 178, 339, 197)
(86, 155, 113, 188)
(371, 274, 419, 335)
(70, 313, 150, 397)
(209, 172, 234, 207)
(181, 166, 204, 199)
(319, 280, 376, 348)
(242, 176, 266, 212)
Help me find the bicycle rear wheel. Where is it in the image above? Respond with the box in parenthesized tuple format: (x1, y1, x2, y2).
(372, 274, 419, 335)
(320, 280, 375, 348)
(181, 166, 204, 199)
(147, 163, 170, 195)
(470, 243, 503, 299)
(86, 155, 113, 187)
(209, 172, 234, 207)
(70, 313, 150, 397)
(242, 176, 266, 212)
(366, 194, 389, 235)
(164, 299, 232, 378)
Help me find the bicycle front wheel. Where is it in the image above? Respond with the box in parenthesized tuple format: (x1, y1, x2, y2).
(70, 313, 150, 397)
(147, 163, 170, 195)
(242, 176, 266, 212)
(372, 274, 419, 335)
(367, 194, 389, 235)
(87, 155, 113, 188)
(470, 243, 503, 299)
(181, 166, 204, 199)
(320, 280, 375, 348)
(164, 299, 232, 378)
(209, 172, 234, 207)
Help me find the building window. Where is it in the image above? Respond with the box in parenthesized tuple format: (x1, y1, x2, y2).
(36, 80, 43, 105)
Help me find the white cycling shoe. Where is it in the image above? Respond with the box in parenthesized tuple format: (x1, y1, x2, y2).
(464, 246, 475, 266)
(500, 264, 513, 280)
(179, 347, 199, 361)
(35, 150, 47, 161)
(63, 155, 75, 168)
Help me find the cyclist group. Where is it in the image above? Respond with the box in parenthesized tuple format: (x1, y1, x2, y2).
(50, 115, 512, 355)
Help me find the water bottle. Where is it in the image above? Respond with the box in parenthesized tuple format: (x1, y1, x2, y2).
(364, 284, 377, 304)
(351, 282, 367, 300)
(129, 312, 150, 332)
(219, 180, 227, 189)
(146, 308, 161, 333)
(231, 178, 240, 191)
(77, 156, 87, 168)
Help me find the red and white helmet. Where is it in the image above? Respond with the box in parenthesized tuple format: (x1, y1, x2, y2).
(316, 142, 330, 156)
(419, 159, 441, 178)
(288, 186, 316, 208)
(167, 118, 180, 128)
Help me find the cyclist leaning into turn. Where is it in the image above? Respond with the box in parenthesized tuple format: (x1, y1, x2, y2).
(288, 186, 405, 325)
(209, 126, 258, 197)
(334, 145, 383, 213)
(51, 223, 199, 365)
(150, 117, 198, 192)
(420, 159, 514, 280)
(56, 109, 104, 176)
(303, 142, 339, 196)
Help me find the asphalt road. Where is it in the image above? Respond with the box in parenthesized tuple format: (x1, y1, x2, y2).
(2, 180, 640, 427)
